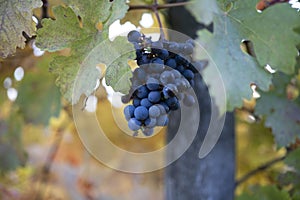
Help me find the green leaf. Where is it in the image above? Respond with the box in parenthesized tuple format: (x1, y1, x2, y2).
(196, 0, 300, 111)
(36, 0, 132, 103)
(237, 185, 291, 200)
(105, 62, 132, 94)
(285, 148, 300, 172)
(0, 143, 21, 172)
(186, 0, 218, 25)
(16, 57, 61, 125)
(255, 73, 300, 147)
(278, 171, 300, 188)
(0, 0, 42, 58)
(0, 110, 26, 172)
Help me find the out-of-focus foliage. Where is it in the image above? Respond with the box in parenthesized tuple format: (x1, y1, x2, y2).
(16, 56, 61, 125)
(237, 185, 290, 200)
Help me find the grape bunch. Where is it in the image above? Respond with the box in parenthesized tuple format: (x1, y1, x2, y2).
(122, 30, 207, 136)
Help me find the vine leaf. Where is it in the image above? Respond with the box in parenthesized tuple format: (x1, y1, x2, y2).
(236, 185, 290, 200)
(36, 0, 133, 103)
(0, 0, 42, 58)
(186, 0, 218, 25)
(255, 73, 300, 147)
(105, 47, 135, 94)
(285, 148, 300, 172)
(196, 0, 300, 111)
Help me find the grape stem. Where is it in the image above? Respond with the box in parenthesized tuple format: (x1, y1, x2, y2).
(153, 0, 165, 40)
(128, 2, 190, 11)
(129, 1, 191, 40)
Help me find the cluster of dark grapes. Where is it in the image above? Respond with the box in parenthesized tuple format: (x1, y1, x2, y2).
(122, 30, 206, 136)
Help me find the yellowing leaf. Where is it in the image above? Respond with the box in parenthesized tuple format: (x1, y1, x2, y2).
(0, 0, 42, 58)
(36, 0, 133, 103)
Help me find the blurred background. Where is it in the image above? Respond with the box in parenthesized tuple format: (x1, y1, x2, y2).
(0, 0, 293, 199)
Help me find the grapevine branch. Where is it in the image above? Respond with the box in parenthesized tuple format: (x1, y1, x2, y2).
(34, 129, 64, 200)
(128, 1, 191, 40)
(153, 0, 165, 40)
(41, 0, 49, 18)
(236, 148, 293, 186)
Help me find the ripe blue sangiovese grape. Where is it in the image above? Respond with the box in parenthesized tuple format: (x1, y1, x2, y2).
(122, 31, 207, 136)
(134, 106, 149, 121)
(124, 105, 135, 120)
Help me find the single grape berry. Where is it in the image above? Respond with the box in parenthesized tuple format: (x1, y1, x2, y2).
(157, 115, 169, 126)
(143, 127, 154, 136)
(165, 59, 177, 69)
(128, 30, 141, 43)
(183, 94, 196, 107)
(145, 118, 156, 128)
(146, 77, 160, 91)
(149, 105, 161, 118)
(128, 118, 141, 131)
(134, 106, 149, 121)
(133, 97, 141, 107)
(124, 105, 135, 120)
(140, 98, 152, 108)
(148, 91, 161, 103)
(183, 69, 194, 80)
(135, 85, 149, 99)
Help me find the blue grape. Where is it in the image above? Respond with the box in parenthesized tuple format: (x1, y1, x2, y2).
(186, 39, 195, 47)
(160, 71, 175, 85)
(149, 105, 161, 118)
(128, 30, 141, 43)
(165, 59, 177, 69)
(136, 85, 149, 99)
(151, 57, 164, 65)
(124, 33, 199, 133)
(133, 98, 140, 107)
(137, 55, 149, 65)
(134, 68, 146, 80)
(183, 94, 195, 107)
(157, 115, 169, 126)
(134, 106, 149, 121)
(128, 118, 141, 131)
(166, 96, 178, 107)
(158, 49, 169, 59)
(183, 43, 194, 55)
(169, 42, 179, 52)
(136, 49, 142, 58)
(183, 69, 194, 80)
(176, 65, 185, 73)
(159, 102, 169, 113)
(148, 91, 161, 103)
(189, 79, 195, 87)
(171, 69, 181, 78)
(150, 58, 164, 73)
(140, 98, 152, 108)
(145, 118, 156, 128)
(143, 128, 154, 136)
(124, 105, 135, 120)
(146, 77, 160, 91)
